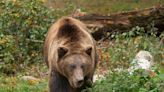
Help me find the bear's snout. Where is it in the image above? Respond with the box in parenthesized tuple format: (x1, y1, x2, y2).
(76, 77, 84, 87)
(73, 68, 84, 88)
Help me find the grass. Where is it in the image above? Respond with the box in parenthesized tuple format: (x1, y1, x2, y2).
(0, 76, 48, 92)
(46, 0, 164, 14)
(80, 0, 164, 14)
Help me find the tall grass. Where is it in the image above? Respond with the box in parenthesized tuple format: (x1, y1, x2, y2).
(0, 76, 48, 92)
(46, 0, 164, 14)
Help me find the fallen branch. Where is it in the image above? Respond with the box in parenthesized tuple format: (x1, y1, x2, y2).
(75, 6, 164, 40)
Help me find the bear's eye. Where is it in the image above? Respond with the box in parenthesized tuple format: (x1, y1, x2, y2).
(81, 64, 85, 69)
(69, 64, 76, 69)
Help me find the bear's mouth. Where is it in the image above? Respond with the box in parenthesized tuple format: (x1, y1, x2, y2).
(76, 80, 84, 88)
(73, 81, 84, 88)
(69, 79, 84, 88)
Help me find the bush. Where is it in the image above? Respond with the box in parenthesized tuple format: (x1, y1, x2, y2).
(86, 27, 164, 92)
(101, 26, 163, 69)
(84, 69, 164, 92)
(0, 0, 56, 74)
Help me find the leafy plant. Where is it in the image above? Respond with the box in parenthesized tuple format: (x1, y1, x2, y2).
(83, 69, 164, 92)
(0, 0, 55, 74)
(0, 76, 48, 92)
(90, 25, 164, 92)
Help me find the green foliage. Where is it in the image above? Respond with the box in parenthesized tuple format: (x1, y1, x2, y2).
(0, 76, 48, 92)
(103, 26, 163, 68)
(83, 69, 164, 92)
(87, 26, 164, 92)
(52, 0, 164, 14)
(0, 0, 55, 74)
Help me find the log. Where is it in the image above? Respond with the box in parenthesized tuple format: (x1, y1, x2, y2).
(75, 6, 164, 40)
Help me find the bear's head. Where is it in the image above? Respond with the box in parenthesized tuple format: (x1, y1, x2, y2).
(56, 46, 93, 88)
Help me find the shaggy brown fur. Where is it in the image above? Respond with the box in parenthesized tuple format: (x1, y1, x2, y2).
(44, 17, 98, 92)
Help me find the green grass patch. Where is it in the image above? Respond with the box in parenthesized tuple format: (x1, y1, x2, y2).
(84, 69, 164, 92)
(0, 76, 48, 92)
(48, 0, 164, 14)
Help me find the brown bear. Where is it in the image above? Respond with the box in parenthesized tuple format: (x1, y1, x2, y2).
(44, 17, 98, 92)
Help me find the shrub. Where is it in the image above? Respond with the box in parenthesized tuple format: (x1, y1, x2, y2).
(0, 0, 56, 74)
(83, 69, 164, 92)
(88, 26, 164, 92)
(102, 26, 163, 69)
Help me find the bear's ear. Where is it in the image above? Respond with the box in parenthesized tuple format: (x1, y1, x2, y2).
(86, 47, 92, 56)
(58, 47, 68, 59)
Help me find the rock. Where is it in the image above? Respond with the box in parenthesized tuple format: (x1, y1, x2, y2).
(136, 50, 153, 63)
(129, 50, 154, 73)
(21, 76, 39, 81)
(21, 76, 40, 85)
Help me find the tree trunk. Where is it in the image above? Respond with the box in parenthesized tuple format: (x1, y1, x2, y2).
(75, 6, 164, 40)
